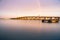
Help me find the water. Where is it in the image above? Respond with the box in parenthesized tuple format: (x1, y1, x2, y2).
(0, 20, 60, 40)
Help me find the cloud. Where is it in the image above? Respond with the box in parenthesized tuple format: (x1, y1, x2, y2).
(39, 0, 60, 7)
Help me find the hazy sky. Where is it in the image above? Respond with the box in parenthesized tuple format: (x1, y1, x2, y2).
(0, 0, 60, 18)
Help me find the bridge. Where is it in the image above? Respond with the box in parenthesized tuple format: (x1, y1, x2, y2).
(40, 16, 59, 23)
(11, 16, 60, 23)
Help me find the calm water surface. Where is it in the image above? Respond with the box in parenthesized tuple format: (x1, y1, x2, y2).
(0, 20, 60, 40)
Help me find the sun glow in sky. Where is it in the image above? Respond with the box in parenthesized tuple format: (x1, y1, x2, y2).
(0, 0, 60, 18)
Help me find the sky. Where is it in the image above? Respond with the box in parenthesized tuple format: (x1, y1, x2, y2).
(0, 0, 60, 18)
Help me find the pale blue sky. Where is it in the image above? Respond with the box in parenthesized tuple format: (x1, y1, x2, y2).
(0, 0, 60, 18)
